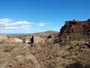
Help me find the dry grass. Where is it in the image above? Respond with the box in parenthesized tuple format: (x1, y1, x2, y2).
(0, 42, 90, 68)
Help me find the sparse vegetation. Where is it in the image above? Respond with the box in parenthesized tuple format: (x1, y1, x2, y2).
(0, 42, 90, 68)
(67, 33, 86, 41)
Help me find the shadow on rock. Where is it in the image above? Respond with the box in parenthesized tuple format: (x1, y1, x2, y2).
(65, 62, 83, 68)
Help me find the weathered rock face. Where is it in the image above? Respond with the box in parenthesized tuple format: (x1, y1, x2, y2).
(25, 35, 56, 44)
(59, 20, 90, 36)
(31, 36, 45, 44)
(25, 36, 45, 44)
(55, 19, 90, 44)
(24, 36, 32, 44)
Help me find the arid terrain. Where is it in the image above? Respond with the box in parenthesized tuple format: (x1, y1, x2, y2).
(0, 20, 90, 68)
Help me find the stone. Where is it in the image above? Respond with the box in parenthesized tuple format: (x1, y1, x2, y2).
(7, 37, 23, 44)
(55, 19, 90, 44)
(30, 35, 45, 44)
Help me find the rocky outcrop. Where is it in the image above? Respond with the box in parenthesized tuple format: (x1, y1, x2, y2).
(59, 19, 90, 36)
(25, 35, 55, 44)
(31, 36, 45, 44)
(55, 19, 90, 44)
(25, 35, 45, 44)
(7, 37, 23, 44)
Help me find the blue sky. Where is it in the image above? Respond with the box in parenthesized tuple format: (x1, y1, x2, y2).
(0, 0, 90, 34)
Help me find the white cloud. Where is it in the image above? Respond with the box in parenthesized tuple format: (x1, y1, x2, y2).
(0, 18, 32, 30)
(0, 18, 12, 24)
(0, 18, 47, 33)
(38, 23, 45, 27)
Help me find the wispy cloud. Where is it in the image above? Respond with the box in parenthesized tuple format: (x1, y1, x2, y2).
(0, 18, 32, 30)
(38, 23, 45, 27)
(0, 18, 47, 33)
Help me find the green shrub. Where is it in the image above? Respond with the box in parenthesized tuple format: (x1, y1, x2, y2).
(68, 33, 86, 41)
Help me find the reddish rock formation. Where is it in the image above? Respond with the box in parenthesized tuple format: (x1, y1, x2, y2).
(55, 19, 90, 44)
(59, 19, 90, 36)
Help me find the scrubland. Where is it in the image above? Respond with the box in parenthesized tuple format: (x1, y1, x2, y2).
(0, 41, 90, 68)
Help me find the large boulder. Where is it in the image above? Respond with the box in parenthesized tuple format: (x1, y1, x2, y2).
(30, 36, 45, 44)
(24, 36, 32, 44)
(24, 35, 45, 44)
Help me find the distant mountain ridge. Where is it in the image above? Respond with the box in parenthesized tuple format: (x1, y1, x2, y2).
(0, 34, 28, 36)
(0, 30, 58, 36)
